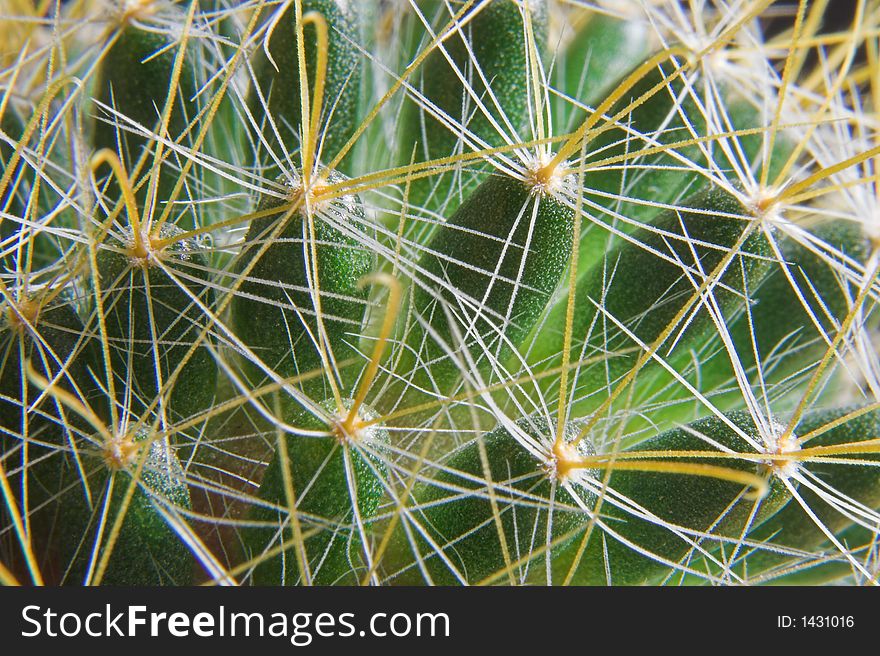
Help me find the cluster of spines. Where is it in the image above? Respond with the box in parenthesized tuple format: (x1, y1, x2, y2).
(0, 1, 877, 586)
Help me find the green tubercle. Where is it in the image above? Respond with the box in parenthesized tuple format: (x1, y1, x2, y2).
(1, 291, 97, 446)
(61, 428, 193, 585)
(408, 165, 576, 399)
(558, 410, 796, 585)
(250, 0, 363, 177)
(719, 406, 880, 581)
(529, 186, 772, 419)
(231, 167, 373, 398)
(730, 220, 870, 389)
(93, 4, 201, 221)
(397, 0, 548, 212)
(244, 397, 389, 585)
(388, 415, 597, 585)
(96, 223, 217, 423)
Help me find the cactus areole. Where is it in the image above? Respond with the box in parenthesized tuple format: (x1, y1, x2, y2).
(0, 1, 876, 588)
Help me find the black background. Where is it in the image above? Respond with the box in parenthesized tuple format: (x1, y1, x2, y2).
(0, 585, 874, 651)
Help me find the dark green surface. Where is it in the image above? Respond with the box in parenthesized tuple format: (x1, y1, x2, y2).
(397, 0, 547, 212)
(409, 171, 575, 396)
(389, 415, 597, 585)
(250, 0, 362, 177)
(568, 62, 789, 279)
(557, 411, 793, 585)
(96, 224, 217, 423)
(244, 398, 389, 585)
(1, 101, 71, 269)
(530, 186, 771, 417)
(61, 435, 194, 585)
(93, 18, 200, 222)
(718, 406, 880, 581)
(730, 221, 869, 388)
(641, 220, 873, 434)
(231, 169, 373, 397)
(1, 295, 97, 446)
(1, 104, 28, 247)
(572, 63, 710, 277)
(0, 295, 98, 578)
(762, 523, 877, 585)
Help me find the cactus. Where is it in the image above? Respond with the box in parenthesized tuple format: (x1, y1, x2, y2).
(1, 0, 878, 587)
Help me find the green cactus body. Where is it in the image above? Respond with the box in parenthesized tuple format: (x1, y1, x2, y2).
(764, 523, 878, 585)
(572, 64, 710, 276)
(244, 398, 389, 585)
(558, 12, 652, 116)
(388, 415, 597, 585)
(1, 104, 28, 248)
(571, 62, 786, 279)
(93, 9, 200, 220)
(529, 187, 771, 418)
(398, 0, 547, 212)
(1, 293, 96, 445)
(251, 0, 362, 176)
(0, 294, 97, 576)
(62, 433, 194, 585)
(1, 2, 877, 588)
(1, 102, 72, 269)
(96, 224, 216, 422)
(717, 407, 880, 581)
(406, 169, 576, 400)
(649, 221, 873, 430)
(556, 411, 795, 585)
(231, 168, 373, 396)
(730, 221, 870, 389)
